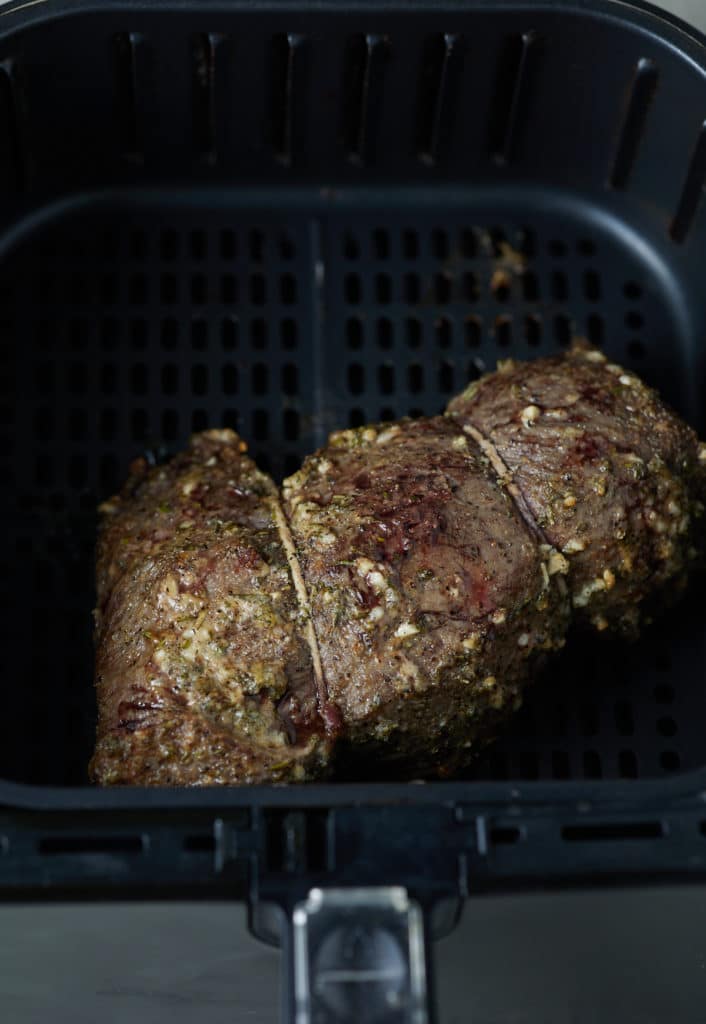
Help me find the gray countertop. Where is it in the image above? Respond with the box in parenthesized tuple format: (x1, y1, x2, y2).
(660, 0, 706, 32)
(2, 887, 706, 1023)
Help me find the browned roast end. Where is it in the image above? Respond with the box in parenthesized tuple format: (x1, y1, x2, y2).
(448, 344, 706, 635)
(91, 429, 330, 786)
(283, 417, 570, 777)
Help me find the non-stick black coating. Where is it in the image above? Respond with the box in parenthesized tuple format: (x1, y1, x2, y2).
(0, 1, 704, 786)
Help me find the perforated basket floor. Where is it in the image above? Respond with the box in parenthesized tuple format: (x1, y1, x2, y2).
(0, 188, 702, 786)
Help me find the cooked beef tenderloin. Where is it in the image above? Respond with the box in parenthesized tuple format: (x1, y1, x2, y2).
(447, 343, 706, 635)
(282, 416, 569, 776)
(93, 348, 706, 784)
(90, 429, 330, 785)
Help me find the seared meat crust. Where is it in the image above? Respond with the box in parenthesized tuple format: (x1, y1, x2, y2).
(283, 416, 568, 776)
(90, 430, 329, 785)
(448, 344, 706, 634)
(92, 346, 706, 784)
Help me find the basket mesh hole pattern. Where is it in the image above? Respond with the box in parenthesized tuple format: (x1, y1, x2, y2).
(0, 197, 702, 785)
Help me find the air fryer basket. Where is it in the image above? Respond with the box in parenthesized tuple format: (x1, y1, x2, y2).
(6, 5, 706, 1021)
(2, 0, 706, 908)
(1, 0, 706, 793)
(8, 194, 705, 788)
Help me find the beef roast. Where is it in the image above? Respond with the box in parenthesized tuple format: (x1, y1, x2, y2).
(90, 430, 330, 785)
(447, 343, 706, 634)
(91, 346, 706, 785)
(283, 416, 568, 776)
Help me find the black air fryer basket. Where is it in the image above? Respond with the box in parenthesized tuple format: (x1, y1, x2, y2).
(3, 0, 706, 1019)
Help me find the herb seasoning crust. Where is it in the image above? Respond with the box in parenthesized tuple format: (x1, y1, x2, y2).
(92, 345, 706, 784)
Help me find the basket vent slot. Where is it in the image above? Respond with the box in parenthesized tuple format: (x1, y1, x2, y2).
(271, 33, 304, 166)
(114, 32, 143, 161)
(417, 33, 461, 166)
(489, 825, 522, 845)
(265, 809, 329, 873)
(183, 832, 216, 853)
(582, 750, 602, 778)
(342, 33, 389, 165)
(610, 58, 659, 189)
(670, 120, 706, 243)
(561, 821, 664, 842)
(490, 31, 537, 165)
(192, 33, 219, 163)
(39, 834, 145, 855)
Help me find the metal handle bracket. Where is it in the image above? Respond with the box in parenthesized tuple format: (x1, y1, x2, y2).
(288, 886, 431, 1024)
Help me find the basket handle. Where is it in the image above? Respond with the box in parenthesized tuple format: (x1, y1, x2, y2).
(281, 886, 434, 1024)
